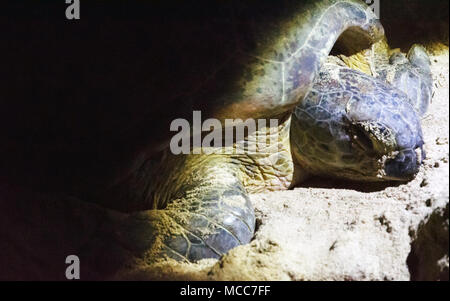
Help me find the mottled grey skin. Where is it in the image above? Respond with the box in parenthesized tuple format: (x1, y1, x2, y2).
(291, 59, 428, 181)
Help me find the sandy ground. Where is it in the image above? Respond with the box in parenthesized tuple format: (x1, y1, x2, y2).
(119, 47, 449, 281)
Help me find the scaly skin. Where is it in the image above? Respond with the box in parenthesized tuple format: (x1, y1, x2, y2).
(144, 116, 293, 262)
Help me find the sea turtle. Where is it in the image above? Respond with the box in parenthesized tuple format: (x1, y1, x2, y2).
(0, 0, 432, 279)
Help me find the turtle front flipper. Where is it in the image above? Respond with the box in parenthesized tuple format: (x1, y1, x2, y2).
(117, 154, 255, 263)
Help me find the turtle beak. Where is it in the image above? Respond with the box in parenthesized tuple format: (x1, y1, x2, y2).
(361, 121, 425, 181)
(384, 144, 425, 181)
(345, 85, 425, 182)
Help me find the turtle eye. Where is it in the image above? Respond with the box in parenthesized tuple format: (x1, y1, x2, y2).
(350, 125, 374, 152)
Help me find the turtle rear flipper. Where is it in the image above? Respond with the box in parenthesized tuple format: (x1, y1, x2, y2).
(0, 154, 255, 279)
(122, 193, 255, 263)
(116, 154, 255, 263)
(143, 183, 254, 262)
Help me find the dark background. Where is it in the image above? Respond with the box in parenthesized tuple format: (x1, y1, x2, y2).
(0, 0, 448, 197)
(380, 0, 449, 50)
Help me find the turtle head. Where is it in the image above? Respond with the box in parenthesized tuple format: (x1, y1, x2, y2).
(291, 68, 425, 182)
(344, 95, 425, 181)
